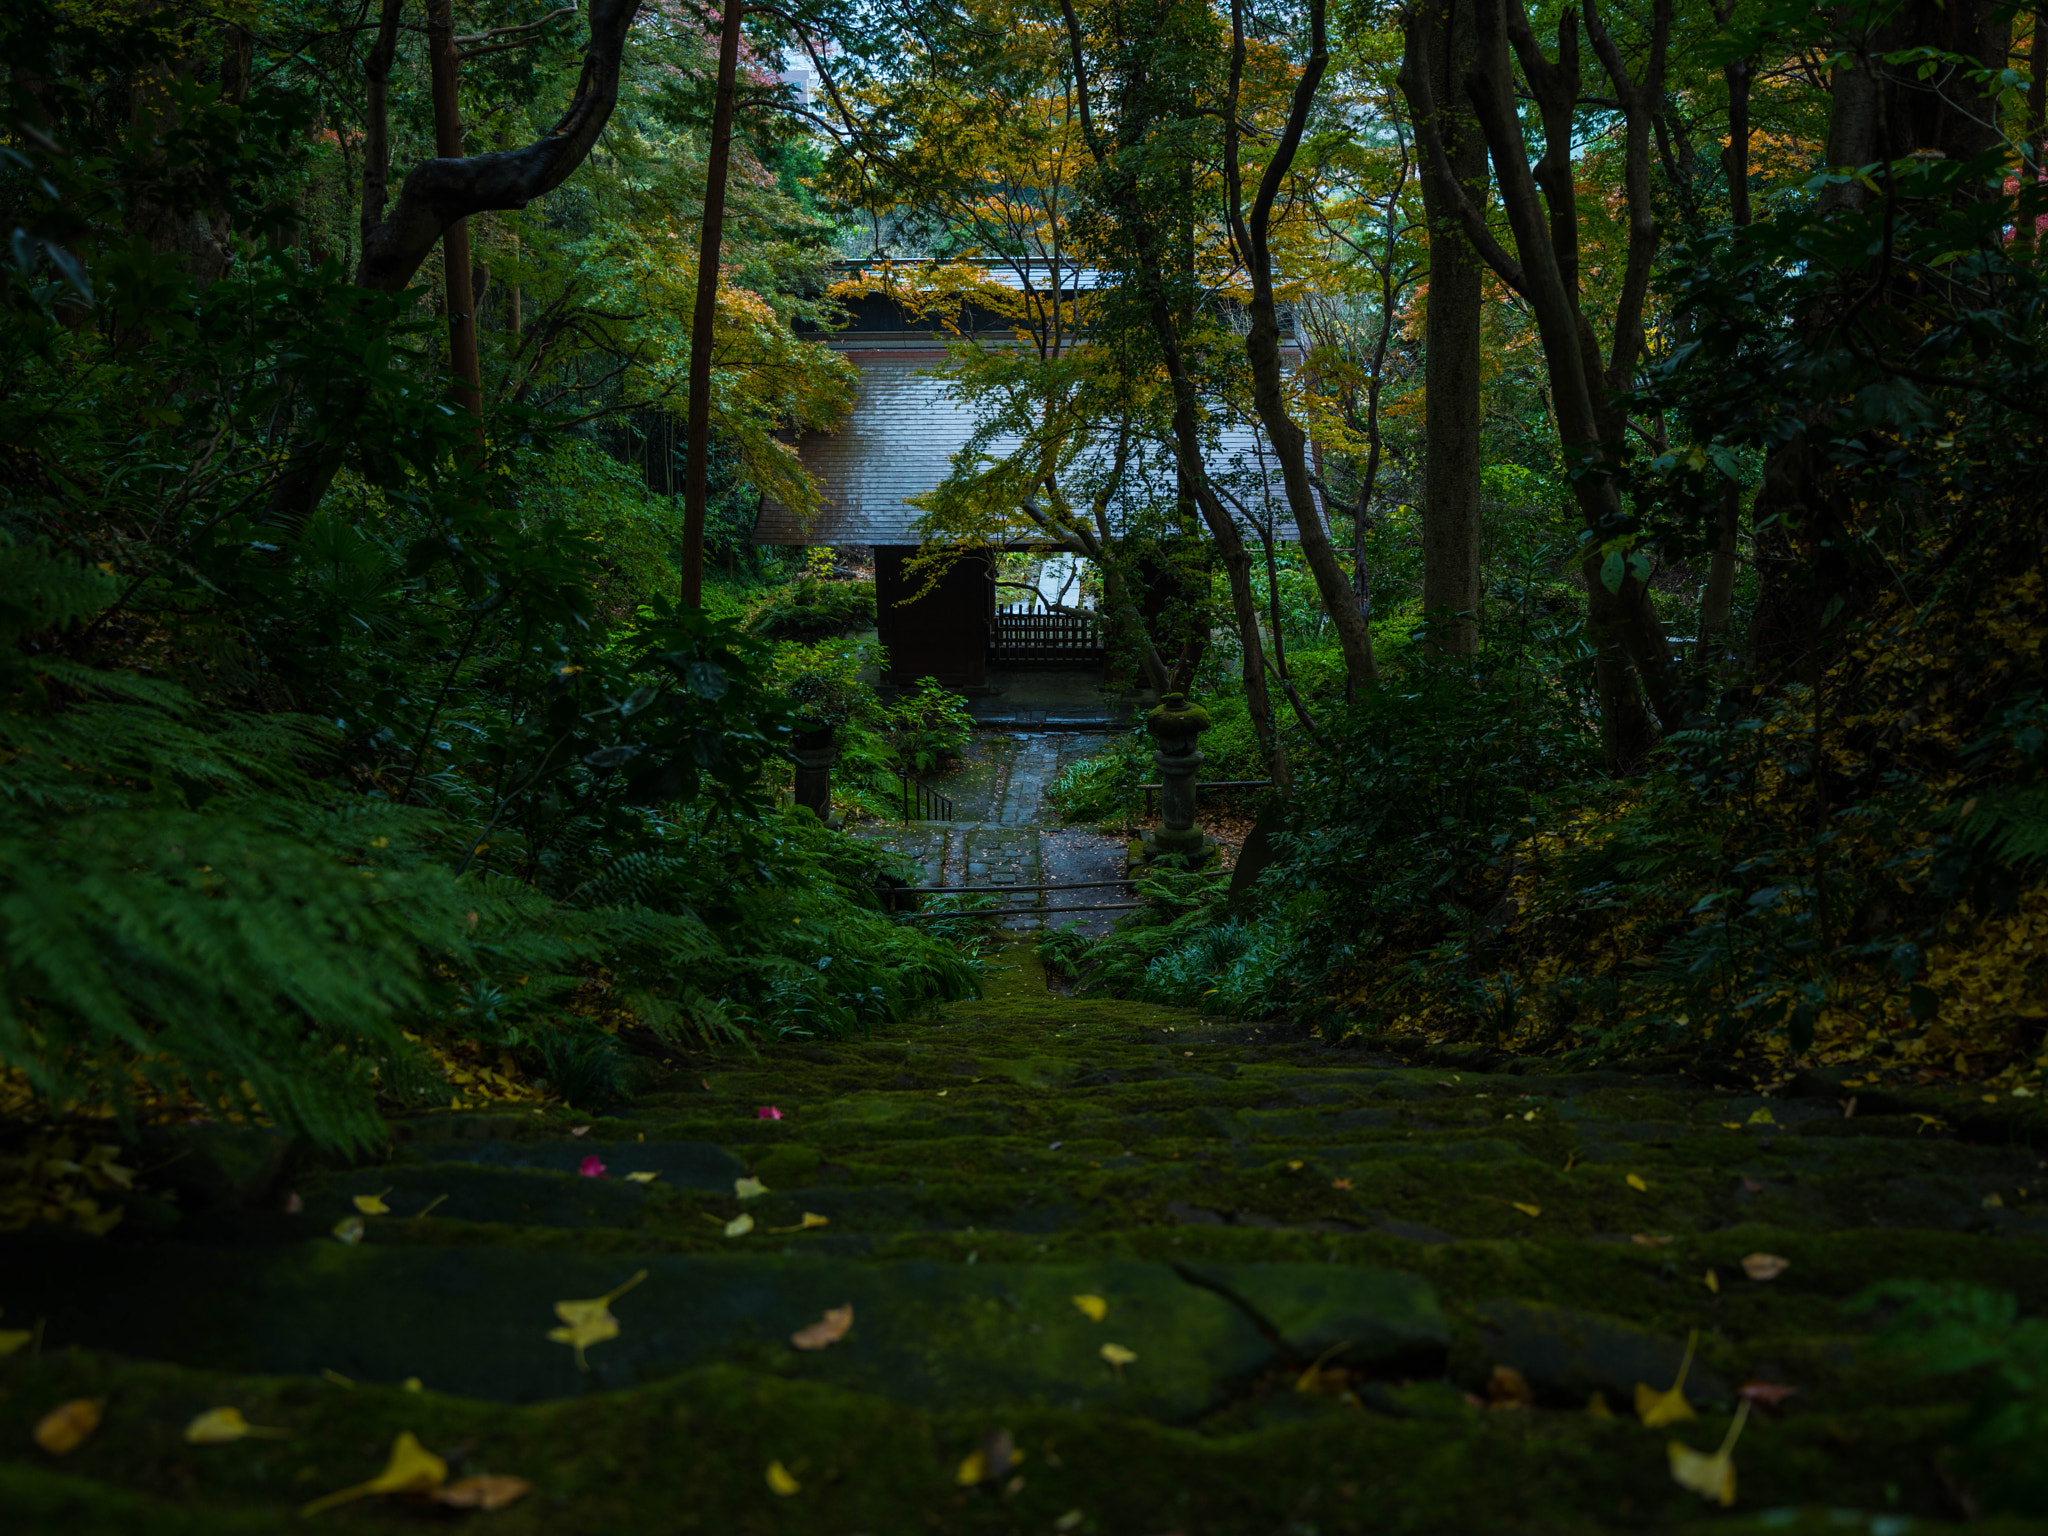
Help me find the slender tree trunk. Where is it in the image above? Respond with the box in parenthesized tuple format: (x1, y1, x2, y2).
(429, 0, 483, 424)
(1158, 343, 1287, 786)
(1695, 5, 1751, 662)
(1224, 0, 1377, 693)
(360, 0, 404, 258)
(1057, 0, 1284, 783)
(681, 0, 744, 607)
(1401, 0, 1485, 654)
(1695, 485, 1740, 662)
(1403, 0, 1679, 769)
(506, 225, 522, 336)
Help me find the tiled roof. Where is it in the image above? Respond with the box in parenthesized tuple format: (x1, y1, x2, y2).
(754, 344, 1301, 548)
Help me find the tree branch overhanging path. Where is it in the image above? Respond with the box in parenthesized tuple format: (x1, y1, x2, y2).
(268, 0, 649, 530)
(356, 0, 648, 295)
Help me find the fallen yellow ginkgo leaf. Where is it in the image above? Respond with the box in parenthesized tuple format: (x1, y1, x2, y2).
(547, 1268, 648, 1370)
(724, 1213, 755, 1238)
(1294, 1341, 1351, 1397)
(352, 1189, 392, 1215)
(1668, 1399, 1751, 1506)
(791, 1304, 854, 1350)
(1513, 1202, 1541, 1217)
(624, 1171, 659, 1184)
(766, 1459, 800, 1495)
(299, 1430, 446, 1517)
(1071, 1294, 1108, 1323)
(1626, 1173, 1648, 1192)
(184, 1406, 289, 1444)
(331, 1215, 365, 1245)
(766, 1212, 829, 1233)
(1099, 1342, 1137, 1381)
(956, 1448, 988, 1486)
(1741, 1252, 1790, 1281)
(735, 1176, 768, 1199)
(1635, 1330, 1699, 1427)
(433, 1474, 533, 1510)
(1746, 1107, 1776, 1127)
(33, 1397, 103, 1455)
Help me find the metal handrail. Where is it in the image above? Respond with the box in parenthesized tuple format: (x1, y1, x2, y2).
(895, 901, 1148, 921)
(892, 768, 953, 824)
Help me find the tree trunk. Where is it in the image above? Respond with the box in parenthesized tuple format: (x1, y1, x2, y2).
(1402, 0, 1679, 770)
(1695, 5, 1750, 662)
(1224, 0, 1377, 693)
(428, 0, 482, 424)
(1057, 0, 1285, 783)
(1159, 346, 1287, 786)
(1694, 484, 1740, 663)
(506, 225, 522, 336)
(680, 1, 744, 608)
(1744, 0, 2011, 681)
(1402, 0, 1485, 654)
(360, 0, 405, 258)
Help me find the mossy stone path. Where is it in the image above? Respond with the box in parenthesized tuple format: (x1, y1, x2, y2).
(6, 961, 2048, 1533)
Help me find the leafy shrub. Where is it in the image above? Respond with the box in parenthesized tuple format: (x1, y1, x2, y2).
(746, 576, 878, 641)
(772, 637, 882, 729)
(886, 676, 974, 774)
(1046, 734, 1148, 826)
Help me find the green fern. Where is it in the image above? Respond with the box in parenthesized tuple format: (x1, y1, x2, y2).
(1965, 785, 2048, 864)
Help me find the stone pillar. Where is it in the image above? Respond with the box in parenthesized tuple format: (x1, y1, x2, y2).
(791, 724, 839, 824)
(1141, 693, 1217, 866)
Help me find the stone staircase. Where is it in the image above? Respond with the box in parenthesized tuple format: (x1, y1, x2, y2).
(4, 951, 2046, 1533)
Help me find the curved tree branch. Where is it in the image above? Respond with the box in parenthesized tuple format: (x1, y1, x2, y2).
(355, 0, 645, 293)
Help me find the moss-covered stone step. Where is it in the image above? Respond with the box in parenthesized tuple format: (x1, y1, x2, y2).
(2, 1350, 2032, 1536)
(9, 980, 2048, 1529)
(0, 1241, 1442, 1419)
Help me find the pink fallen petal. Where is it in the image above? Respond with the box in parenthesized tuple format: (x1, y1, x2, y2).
(757, 1106, 784, 1121)
(579, 1155, 607, 1178)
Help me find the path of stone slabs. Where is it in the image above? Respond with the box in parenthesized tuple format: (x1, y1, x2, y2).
(5, 969, 2048, 1535)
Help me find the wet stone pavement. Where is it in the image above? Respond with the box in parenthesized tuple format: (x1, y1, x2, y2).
(853, 732, 1135, 937)
(6, 743, 2048, 1531)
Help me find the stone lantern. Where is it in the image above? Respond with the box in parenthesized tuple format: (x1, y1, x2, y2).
(1142, 692, 1217, 865)
(791, 722, 841, 828)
